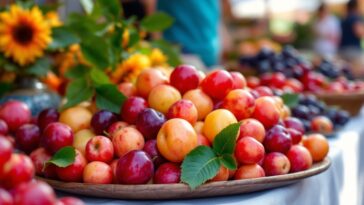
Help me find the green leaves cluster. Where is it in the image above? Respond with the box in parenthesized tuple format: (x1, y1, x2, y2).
(181, 123, 241, 189)
(281, 93, 299, 108)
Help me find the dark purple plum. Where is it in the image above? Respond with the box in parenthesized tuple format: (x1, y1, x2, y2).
(15, 124, 41, 153)
(135, 108, 166, 140)
(91, 110, 118, 135)
(37, 108, 59, 131)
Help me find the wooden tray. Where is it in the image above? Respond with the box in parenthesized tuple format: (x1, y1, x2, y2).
(313, 91, 364, 116)
(37, 158, 330, 200)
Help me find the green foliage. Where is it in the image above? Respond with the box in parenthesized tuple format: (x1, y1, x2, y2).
(48, 27, 80, 50)
(25, 57, 52, 77)
(281, 93, 300, 108)
(141, 12, 174, 32)
(181, 122, 241, 189)
(63, 77, 93, 109)
(47, 146, 76, 168)
(80, 35, 110, 70)
(95, 84, 127, 113)
(181, 146, 221, 190)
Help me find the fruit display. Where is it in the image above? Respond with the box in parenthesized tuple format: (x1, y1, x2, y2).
(0, 64, 332, 195)
(0, 132, 84, 204)
(240, 46, 364, 94)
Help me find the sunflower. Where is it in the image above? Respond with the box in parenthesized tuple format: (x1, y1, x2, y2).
(0, 5, 52, 66)
(149, 48, 168, 67)
(45, 11, 62, 27)
(111, 53, 151, 83)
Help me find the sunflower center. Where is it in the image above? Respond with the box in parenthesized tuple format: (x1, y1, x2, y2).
(12, 24, 34, 45)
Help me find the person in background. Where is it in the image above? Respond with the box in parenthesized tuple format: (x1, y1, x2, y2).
(156, 0, 222, 67)
(313, 4, 341, 59)
(340, 0, 364, 51)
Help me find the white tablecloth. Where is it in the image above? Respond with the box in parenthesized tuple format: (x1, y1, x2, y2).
(58, 110, 364, 205)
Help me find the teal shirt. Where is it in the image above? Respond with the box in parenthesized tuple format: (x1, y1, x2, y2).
(157, 0, 220, 67)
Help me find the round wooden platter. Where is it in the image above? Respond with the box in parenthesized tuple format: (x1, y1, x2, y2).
(37, 158, 330, 200)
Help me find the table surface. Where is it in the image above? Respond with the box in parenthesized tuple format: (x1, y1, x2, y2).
(57, 110, 364, 205)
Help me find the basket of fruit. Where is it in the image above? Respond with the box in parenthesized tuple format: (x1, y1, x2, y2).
(0, 66, 333, 200)
(239, 46, 364, 116)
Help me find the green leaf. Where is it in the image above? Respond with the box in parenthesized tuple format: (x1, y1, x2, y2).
(81, 35, 110, 69)
(95, 84, 126, 113)
(25, 58, 51, 77)
(0, 82, 12, 97)
(281, 93, 299, 108)
(220, 154, 237, 170)
(47, 146, 76, 168)
(64, 65, 89, 79)
(151, 40, 181, 66)
(212, 122, 241, 156)
(63, 77, 93, 109)
(141, 12, 174, 32)
(48, 27, 80, 50)
(97, 0, 121, 20)
(80, 0, 94, 14)
(127, 27, 140, 48)
(181, 146, 221, 189)
(90, 68, 110, 85)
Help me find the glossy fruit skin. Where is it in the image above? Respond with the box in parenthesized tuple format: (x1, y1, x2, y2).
(121, 97, 148, 124)
(210, 166, 229, 182)
(203, 109, 237, 142)
(238, 118, 266, 143)
(112, 127, 145, 158)
(85, 136, 114, 163)
(56, 150, 87, 182)
(0, 154, 35, 189)
(263, 152, 291, 176)
(201, 70, 234, 100)
(148, 84, 182, 114)
(286, 145, 313, 173)
(143, 139, 166, 168)
(59, 197, 85, 205)
(234, 164, 265, 180)
(116, 150, 154, 184)
(91, 110, 118, 135)
(310, 116, 333, 135)
(107, 121, 129, 137)
(83, 161, 113, 184)
(247, 76, 260, 89)
(166, 100, 198, 125)
(0, 100, 31, 132)
(15, 124, 40, 153)
(254, 86, 274, 97)
(136, 108, 166, 140)
(37, 108, 59, 131)
(157, 119, 198, 163)
(59, 106, 92, 133)
(29, 147, 52, 176)
(183, 89, 214, 120)
(13, 181, 57, 205)
(170, 65, 200, 94)
(287, 128, 303, 145)
(0, 119, 8, 135)
(230, 71, 247, 89)
(117, 82, 137, 97)
(0, 137, 12, 169)
(222, 89, 255, 120)
(235, 137, 265, 165)
(136, 69, 168, 98)
(252, 97, 280, 129)
(0, 188, 13, 205)
(197, 134, 211, 146)
(42, 122, 73, 154)
(264, 125, 292, 153)
(153, 162, 181, 184)
(303, 134, 329, 162)
(73, 129, 95, 156)
(283, 117, 305, 135)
